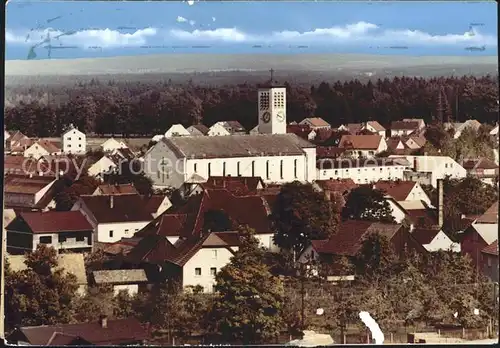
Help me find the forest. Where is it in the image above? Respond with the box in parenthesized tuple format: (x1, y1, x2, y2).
(4, 74, 499, 138)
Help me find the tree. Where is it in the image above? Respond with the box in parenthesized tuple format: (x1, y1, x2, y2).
(342, 186, 395, 223)
(5, 245, 79, 331)
(210, 227, 284, 344)
(54, 175, 100, 211)
(272, 182, 337, 255)
(355, 231, 398, 280)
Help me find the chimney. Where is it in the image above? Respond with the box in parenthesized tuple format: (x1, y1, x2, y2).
(437, 179, 444, 227)
(413, 157, 419, 171)
(99, 315, 108, 328)
(110, 195, 114, 209)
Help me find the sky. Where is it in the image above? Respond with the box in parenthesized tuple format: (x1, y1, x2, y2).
(5, 0, 499, 60)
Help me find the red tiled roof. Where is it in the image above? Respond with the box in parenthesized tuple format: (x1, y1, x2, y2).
(312, 220, 402, 256)
(408, 134, 427, 147)
(315, 179, 358, 195)
(96, 183, 139, 195)
(7, 131, 28, 143)
(34, 139, 61, 153)
(314, 128, 335, 142)
(302, 117, 330, 127)
(287, 124, 314, 140)
(79, 194, 154, 224)
(373, 180, 417, 201)
(4, 174, 56, 194)
(339, 135, 383, 150)
(391, 121, 420, 131)
(9, 211, 93, 234)
(475, 201, 498, 224)
(4, 156, 50, 175)
(344, 123, 363, 134)
(406, 209, 438, 227)
(462, 158, 499, 171)
(366, 121, 385, 132)
(141, 195, 169, 215)
(223, 121, 246, 132)
(386, 137, 405, 151)
(482, 240, 498, 256)
(411, 228, 440, 245)
(204, 176, 265, 193)
(12, 317, 149, 345)
(191, 124, 210, 135)
(316, 146, 346, 159)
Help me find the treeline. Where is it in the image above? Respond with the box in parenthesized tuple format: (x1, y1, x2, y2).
(4, 75, 498, 138)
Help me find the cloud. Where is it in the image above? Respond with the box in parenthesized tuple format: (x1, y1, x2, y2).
(186, 0, 194, 6)
(170, 28, 248, 42)
(189, 20, 196, 26)
(176, 16, 187, 23)
(6, 27, 158, 48)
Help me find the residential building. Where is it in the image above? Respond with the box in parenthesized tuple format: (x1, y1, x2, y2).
(316, 146, 346, 159)
(312, 178, 358, 207)
(165, 124, 191, 138)
(386, 137, 408, 155)
(480, 240, 498, 282)
(100, 137, 128, 153)
(6, 211, 94, 254)
(317, 158, 410, 184)
(462, 158, 499, 185)
(299, 117, 331, 130)
(4, 155, 47, 176)
(187, 124, 209, 136)
(207, 122, 231, 136)
(62, 124, 86, 154)
(4, 174, 58, 211)
(111, 147, 136, 161)
(143, 133, 317, 189)
(444, 120, 482, 139)
(93, 183, 139, 196)
(71, 194, 154, 243)
(338, 135, 388, 158)
(404, 134, 427, 150)
(92, 269, 150, 296)
(390, 120, 422, 137)
(338, 123, 363, 135)
(362, 121, 386, 137)
(402, 118, 426, 130)
(208, 121, 246, 136)
(24, 139, 62, 159)
(87, 155, 122, 180)
(411, 228, 460, 252)
(5, 130, 30, 153)
(7, 317, 150, 345)
(287, 124, 317, 141)
(391, 155, 467, 188)
(372, 180, 432, 206)
(6, 253, 88, 295)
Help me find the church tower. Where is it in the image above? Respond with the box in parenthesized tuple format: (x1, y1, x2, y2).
(257, 69, 287, 134)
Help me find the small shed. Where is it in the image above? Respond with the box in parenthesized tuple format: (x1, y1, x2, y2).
(92, 269, 149, 295)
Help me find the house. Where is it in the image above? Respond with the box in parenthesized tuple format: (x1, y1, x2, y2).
(411, 228, 460, 252)
(111, 147, 136, 161)
(462, 158, 499, 186)
(208, 121, 246, 136)
(316, 146, 346, 159)
(299, 117, 331, 130)
(287, 124, 317, 141)
(92, 269, 149, 295)
(372, 180, 432, 206)
(4, 174, 58, 211)
(317, 158, 410, 184)
(338, 135, 388, 158)
(5, 130, 30, 153)
(312, 178, 358, 206)
(391, 155, 467, 188)
(62, 124, 86, 154)
(87, 155, 122, 180)
(4, 155, 48, 176)
(207, 122, 231, 136)
(362, 121, 386, 137)
(299, 220, 427, 270)
(6, 317, 150, 345)
(7, 253, 88, 295)
(390, 120, 421, 137)
(165, 124, 191, 138)
(71, 194, 155, 243)
(404, 134, 427, 150)
(93, 183, 139, 196)
(100, 137, 128, 153)
(143, 133, 317, 189)
(386, 137, 408, 155)
(24, 139, 62, 159)
(460, 202, 498, 273)
(6, 211, 94, 254)
(187, 124, 210, 136)
(444, 120, 482, 139)
(151, 134, 164, 142)
(180, 175, 266, 198)
(402, 118, 426, 130)
(480, 240, 498, 282)
(338, 123, 363, 135)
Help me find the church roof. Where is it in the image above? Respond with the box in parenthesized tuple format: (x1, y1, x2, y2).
(162, 133, 314, 159)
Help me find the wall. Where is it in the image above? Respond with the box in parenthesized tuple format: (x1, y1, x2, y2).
(152, 197, 173, 218)
(113, 284, 139, 296)
(97, 221, 151, 243)
(144, 140, 185, 189)
(165, 125, 190, 138)
(62, 129, 86, 154)
(207, 123, 230, 136)
(87, 156, 117, 177)
(6, 230, 33, 254)
(34, 179, 57, 204)
(182, 247, 237, 293)
(424, 231, 461, 252)
(24, 144, 49, 159)
(4, 193, 35, 207)
(386, 199, 406, 223)
(460, 228, 488, 272)
(406, 183, 432, 205)
(303, 148, 317, 183)
(391, 129, 415, 137)
(255, 233, 280, 252)
(317, 165, 406, 184)
(101, 139, 127, 152)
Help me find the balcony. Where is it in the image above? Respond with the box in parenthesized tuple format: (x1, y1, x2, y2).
(58, 237, 91, 249)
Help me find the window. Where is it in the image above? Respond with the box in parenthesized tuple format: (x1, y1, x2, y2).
(251, 161, 255, 177)
(78, 144, 82, 147)
(357, 169, 361, 173)
(237, 162, 241, 176)
(266, 160, 270, 179)
(67, 144, 71, 148)
(334, 170, 338, 175)
(259, 93, 270, 110)
(78, 137, 82, 140)
(280, 160, 284, 179)
(39, 236, 52, 244)
(208, 163, 212, 177)
(67, 137, 71, 141)
(195, 268, 202, 276)
(109, 230, 114, 238)
(445, 163, 448, 168)
(212, 250, 218, 259)
(194, 163, 198, 173)
(125, 229, 129, 235)
(210, 267, 217, 276)
(294, 159, 298, 178)
(223, 162, 226, 177)
(212, 285, 217, 293)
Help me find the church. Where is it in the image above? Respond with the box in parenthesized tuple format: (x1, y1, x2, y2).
(143, 74, 318, 189)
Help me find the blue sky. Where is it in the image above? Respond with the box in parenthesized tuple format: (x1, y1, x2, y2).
(5, 0, 498, 60)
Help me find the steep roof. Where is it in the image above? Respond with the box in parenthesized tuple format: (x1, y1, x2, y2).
(188, 124, 210, 135)
(339, 135, 383, 150)
(96, 183, 139, 195)
(222, 120, 246, 133)
(78, 194, 154, 223)
(312, 220, 402, 256)
(301, 117, 331, 127)
(287, 124, 315, 140)
(8, 130, 28, 143)
(366, 121, 385, 132)
(411, 228, 440, 245)
(373, 180, 417, 201)
(342, 123, 363, 134)
(162, 133, 313, 159)
(11, 317, 149, 345)
(481, 240, 498, 256)
(406, 209, 438, 227)
(475, 201, 498, 224)
(33, 139, 61, 153)
(8, 211, 93, 234)
(462, 158, 499, 171)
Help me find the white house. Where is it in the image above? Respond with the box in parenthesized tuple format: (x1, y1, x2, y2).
(144, 133, 316, 189)
(462, 158, 499, 186)
(391, 155, 467, 188)
(411, 228, 460, 252)
(87, 155, 120, 180)
(187, 124, 209, 136)
(362, 121, 386, 137)
(207, 122, 232, 136)
(165, 124, 191, 138)
(444, 120, 482, 139)
(372, 180, 432, 206)
(404, 135, 427, 150)
(71, 195, 153, 243)
(100, 138, 128, 153)
(299, 117, 331, 130)
(62, 124, 86, 154)
(390, 120, 422, 137)
(338, 135, 388, 158)
(316, 158, 410, 184)
(24, 139, 62, 159)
